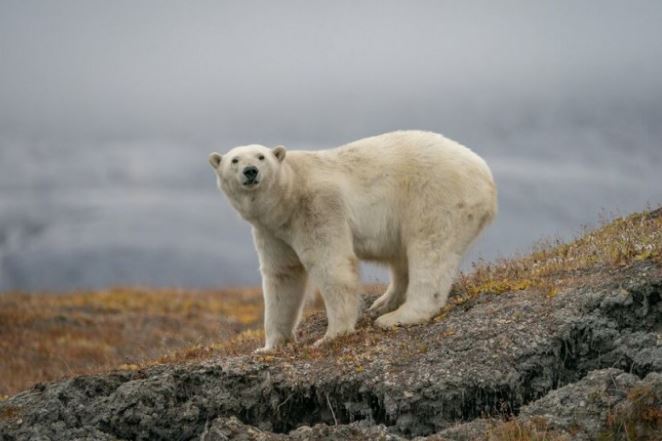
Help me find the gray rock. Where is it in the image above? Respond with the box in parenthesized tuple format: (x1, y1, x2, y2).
(1, 262, 660, 440)
(516, 369, 662, 440)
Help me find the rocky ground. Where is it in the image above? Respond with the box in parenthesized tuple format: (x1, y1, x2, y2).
(1, 210, 661, 440)
(1, 261, 660, 440)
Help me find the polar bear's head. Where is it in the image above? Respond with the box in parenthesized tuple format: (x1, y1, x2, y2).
(208, 144, 287, 197)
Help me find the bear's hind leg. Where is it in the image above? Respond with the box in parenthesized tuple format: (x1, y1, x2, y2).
(375, 240, 462, 328)
(368, 259, 408, 315)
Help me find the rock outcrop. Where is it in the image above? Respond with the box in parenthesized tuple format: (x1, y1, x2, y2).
(1, 261, 660, 440)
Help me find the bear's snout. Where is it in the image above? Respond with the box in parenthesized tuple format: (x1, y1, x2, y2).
(243, 166, 259, 184)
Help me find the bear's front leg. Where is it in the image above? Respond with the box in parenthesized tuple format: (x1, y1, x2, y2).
(304, 254, 360, 346)
(253, 228, 308, 353)
(291, 197, 360, 346)
(258, 268, 307, 352)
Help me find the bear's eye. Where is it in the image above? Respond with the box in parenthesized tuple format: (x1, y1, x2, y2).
(231, 158, 238, 164)
(258, 155, 265, 161)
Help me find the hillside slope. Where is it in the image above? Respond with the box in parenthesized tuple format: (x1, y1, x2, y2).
(1, 208, 661, 440)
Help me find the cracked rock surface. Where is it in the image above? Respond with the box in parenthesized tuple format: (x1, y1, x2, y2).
(1, 262, 660, 440)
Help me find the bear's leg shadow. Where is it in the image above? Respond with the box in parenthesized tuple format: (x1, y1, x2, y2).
(368, 258, 409, 315)
(375, 235, 465, 328)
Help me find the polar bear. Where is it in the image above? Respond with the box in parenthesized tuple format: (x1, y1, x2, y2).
(209, 131, 497, 351)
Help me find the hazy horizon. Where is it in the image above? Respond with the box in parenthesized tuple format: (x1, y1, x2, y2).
(1, 1, 661, 291)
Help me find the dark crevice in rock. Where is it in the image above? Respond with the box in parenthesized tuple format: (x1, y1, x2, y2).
(2, 268, 660, 440)
(219, 279, 660, 437)
(178, 281, 660, 438)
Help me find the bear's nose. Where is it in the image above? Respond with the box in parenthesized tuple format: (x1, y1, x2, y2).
(243, 166, 258, 180)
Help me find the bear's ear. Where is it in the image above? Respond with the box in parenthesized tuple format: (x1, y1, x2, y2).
(273, 145, 286, 162)
(208, 152, 222, 169)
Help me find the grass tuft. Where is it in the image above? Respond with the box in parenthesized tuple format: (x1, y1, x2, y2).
(600, 383, 662, 440)
(488, 418, 569, 441)
(458, 207, 662, 301)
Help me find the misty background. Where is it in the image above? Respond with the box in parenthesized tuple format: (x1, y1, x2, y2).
(1, 1, 661, 292)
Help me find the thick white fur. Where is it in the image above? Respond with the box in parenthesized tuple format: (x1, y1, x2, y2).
(209, 131, 497, 351)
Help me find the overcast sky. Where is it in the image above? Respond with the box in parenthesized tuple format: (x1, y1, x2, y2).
(1, 1, 661, 145)
(1, 1, 661, 291)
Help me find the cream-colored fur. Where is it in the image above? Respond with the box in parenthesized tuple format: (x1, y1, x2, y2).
(209, 131, 497, 351)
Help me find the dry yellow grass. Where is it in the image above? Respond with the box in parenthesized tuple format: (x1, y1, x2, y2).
(0, 287, 263, 396)
(458, 207, 662, 299)
(149, 206, 662, 364)
(488, 418, 569, 441)
(1, 206, 660, 398)
(600, 382, 662, 440)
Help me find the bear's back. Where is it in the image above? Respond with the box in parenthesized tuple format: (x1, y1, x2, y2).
(296, 131, 491, 192)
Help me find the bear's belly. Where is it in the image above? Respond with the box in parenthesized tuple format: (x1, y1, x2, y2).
(348, 206, 401, 262)
(352, 236, 399, 261)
